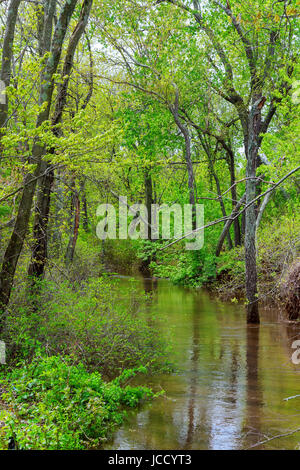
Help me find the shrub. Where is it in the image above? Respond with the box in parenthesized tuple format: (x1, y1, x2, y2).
(0, 355, 157, 449)
(149, 246, 217, 288)
(5, 277, 171, 377)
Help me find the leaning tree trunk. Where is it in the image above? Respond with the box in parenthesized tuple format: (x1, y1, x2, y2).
(245, 96, 266, 324)
(0, 0, 22, 156)
(27, 0, 56, 281)
(139, 170, 153, 275)
(0, 0, 78, 328)
(0, 164, 42, 319)
(28, 0, 92, 280)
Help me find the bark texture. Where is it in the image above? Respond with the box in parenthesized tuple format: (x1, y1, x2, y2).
(0, 0, 78, 328)
(245, 96, 266, 324)
(28, 0, 92, 279)
(0, 0, 22, 140)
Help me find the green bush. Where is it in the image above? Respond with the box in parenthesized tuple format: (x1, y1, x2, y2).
(150, 247, 217, 287)
(5, 276, 171, 377)
(0, 355, 157, 449)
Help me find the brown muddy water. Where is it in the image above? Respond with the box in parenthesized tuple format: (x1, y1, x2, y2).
(105, 276, 300, 450)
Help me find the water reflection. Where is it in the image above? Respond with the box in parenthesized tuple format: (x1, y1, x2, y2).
(183, 295, 199, 449)
(105, 279, 300, 450)
(143, 277, 158, 296)
(243, 326, 263, 448)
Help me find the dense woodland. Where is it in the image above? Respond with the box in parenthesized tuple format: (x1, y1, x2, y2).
(0, 0, 299, 450)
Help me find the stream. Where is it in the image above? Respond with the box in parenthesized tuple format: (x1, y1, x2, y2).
(105, 276, 300, 450)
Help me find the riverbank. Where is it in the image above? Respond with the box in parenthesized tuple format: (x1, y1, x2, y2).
(0, 209, 299, 450)
(1, 265, 300, 450)
(0, 270, 170, 450)
(0, 356, 158, 450)
(144, 210, 300, 319)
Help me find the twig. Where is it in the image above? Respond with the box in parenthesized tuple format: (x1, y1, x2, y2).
(245, 427, 300, 449)
(283, 394, 300, 402)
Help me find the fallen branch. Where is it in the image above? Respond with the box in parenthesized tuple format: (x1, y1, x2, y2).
(245, 427, 300, 450)
(283, 394, 300, 401)
(161, 165, 300, 250)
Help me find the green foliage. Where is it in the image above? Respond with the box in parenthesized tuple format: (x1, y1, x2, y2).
(0, 355, 157, 450)
(0, 0, 299, 452)
(216, 207, 300, 299)
(0, 205, 10, 218)
(6, 276, 171, 377)
(169, 251, 217, 287)
(144, 241, 217, 287)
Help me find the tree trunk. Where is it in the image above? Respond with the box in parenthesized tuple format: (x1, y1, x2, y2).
(245, 157, 259, 324)
(28, 162, 54, 279)
(51, 169, 64, 253)
(0, 0, 78, 327)
(52, 0, 93, 128)
(80, 178, 89, 231)
(241, 210, 245, 240)
(245, 96, 266, 324)
(140, 170, 153, 275)
(216, 193, 246, 257)
(255, 191, 273, 232)
(28, 0, 92, 281)
(170, 87, 196, 218)
(208, 158, 233, 250)
(0, 0, 22, 151)
(65, 190, 80, 263)
(0, 167, 41, 320)
(145, 170, 153, 241)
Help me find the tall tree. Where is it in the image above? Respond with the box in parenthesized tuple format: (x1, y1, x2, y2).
(163, 0, 297, 322)
(0, 0, 22, 148)
(0, 0, 78, 328)
(28, 0, 93, 280)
